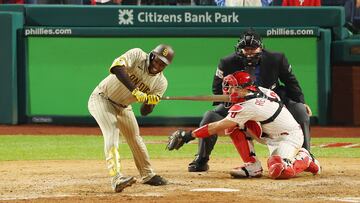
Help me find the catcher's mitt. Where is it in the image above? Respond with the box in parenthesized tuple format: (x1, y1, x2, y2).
(167, 129, 195, 151)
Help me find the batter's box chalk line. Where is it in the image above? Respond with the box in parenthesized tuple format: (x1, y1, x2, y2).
(190, 188, 239, 192)
(325, 197, 360, 203)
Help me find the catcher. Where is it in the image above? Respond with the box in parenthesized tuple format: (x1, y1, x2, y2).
(167, 71, 321, 179)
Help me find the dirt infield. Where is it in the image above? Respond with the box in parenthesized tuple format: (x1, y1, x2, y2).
(1, 125, 360, 202)
(1, 158, 360, 202)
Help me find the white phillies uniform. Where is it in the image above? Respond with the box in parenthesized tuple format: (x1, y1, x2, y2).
(226, 87, 304, 160)
(88, 48, 167, 182)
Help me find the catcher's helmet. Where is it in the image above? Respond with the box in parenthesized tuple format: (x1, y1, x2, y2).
(222, 71, 257, 94)
(222, 71, 257, 108)
(151, 44, 174, 65)
(235, 29, 263, 67)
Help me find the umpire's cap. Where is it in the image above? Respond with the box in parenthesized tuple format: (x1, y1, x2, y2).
(151, 44, 175, 65)
(236, 29, 263, 49)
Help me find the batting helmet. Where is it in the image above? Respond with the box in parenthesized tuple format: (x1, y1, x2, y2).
(151, 44, 175, 65)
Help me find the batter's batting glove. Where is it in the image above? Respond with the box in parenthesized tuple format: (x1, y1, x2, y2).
(131, 88, 147, 103)
(167, 129, 195, 151)
(147, 94, 160, 105)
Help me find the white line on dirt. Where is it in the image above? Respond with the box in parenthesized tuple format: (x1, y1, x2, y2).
(327, 197, 360, 202)
(343, 144, 360, 148)
(190, 188, 239, 192)
(129, 192, 164, 197)
(0, 194, 77, 201)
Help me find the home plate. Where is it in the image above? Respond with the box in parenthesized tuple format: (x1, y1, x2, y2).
(190, 188, 239, 192)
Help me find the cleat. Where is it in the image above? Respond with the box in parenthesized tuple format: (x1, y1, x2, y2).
(144, 175, 168, 186)
(111, 175, 136, 193)
(230, 161, 263, 178)
(188, 156, 209, 172)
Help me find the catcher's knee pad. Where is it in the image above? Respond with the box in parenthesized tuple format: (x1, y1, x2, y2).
(267, 155, 285, 179)
(230, 128, 256, 163)
(244, 120, 262, 139)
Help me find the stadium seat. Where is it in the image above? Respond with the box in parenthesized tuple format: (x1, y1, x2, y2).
(354, 6, 360, 29)
(322, 0, 355, 23)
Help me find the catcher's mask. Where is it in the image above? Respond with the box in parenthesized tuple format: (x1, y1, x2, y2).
(150, 44, 175, 65)
(235, 29, 263, 67)
(222, 71, 257, 108)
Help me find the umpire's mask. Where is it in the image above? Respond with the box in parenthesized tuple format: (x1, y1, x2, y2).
(235, 29, 263, 67)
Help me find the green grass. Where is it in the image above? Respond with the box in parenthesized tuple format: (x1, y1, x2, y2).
(0, 136, 359, 161)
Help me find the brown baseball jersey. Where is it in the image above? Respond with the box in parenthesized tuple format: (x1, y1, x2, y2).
(97, 48, 168, 106)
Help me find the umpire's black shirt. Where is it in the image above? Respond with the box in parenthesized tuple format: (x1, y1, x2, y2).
(212, 49, 305, 105)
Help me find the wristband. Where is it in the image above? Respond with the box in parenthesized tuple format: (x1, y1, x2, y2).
(193, 124, 210, 138)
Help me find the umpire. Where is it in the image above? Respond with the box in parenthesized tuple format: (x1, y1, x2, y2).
(188, 29, 312, 172)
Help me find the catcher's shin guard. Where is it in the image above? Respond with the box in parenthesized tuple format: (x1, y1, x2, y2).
(244, 120, 262, 139)
(301, 149, 321, 175)
(106, 146, 121, 177)
(278, 167, 296, 179)
(267, 155, 285, 179)
(267, 155, 297, 179)
(306, 158, 321, 175)
(267, 149, 312, 179)
(292, 148, 311, 175)
(229, 128, 257, 163)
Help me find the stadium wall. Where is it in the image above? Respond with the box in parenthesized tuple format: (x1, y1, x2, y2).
(0, 6, 350, 126)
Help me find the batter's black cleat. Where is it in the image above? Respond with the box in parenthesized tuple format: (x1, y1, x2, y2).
(144, 175, 168, 186)
(188, 156, 209, 172)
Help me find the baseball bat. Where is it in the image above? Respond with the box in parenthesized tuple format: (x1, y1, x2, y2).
(161, 95, 230, 102)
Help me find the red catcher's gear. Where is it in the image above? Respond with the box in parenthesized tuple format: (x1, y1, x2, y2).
(267, 149, 312, 179)
(193, 124, 210, 138)
(229, 128, 257, 163)
(222, 71, 257, 94)
(267, 155, 286, 178)
(244, 120, 262, 139)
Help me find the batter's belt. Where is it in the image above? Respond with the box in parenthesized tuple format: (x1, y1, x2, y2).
(98, 92, 128, 109)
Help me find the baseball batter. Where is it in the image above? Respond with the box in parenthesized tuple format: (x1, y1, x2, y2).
(88, 44, 174, 192)
(168, 71, 321, 179)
